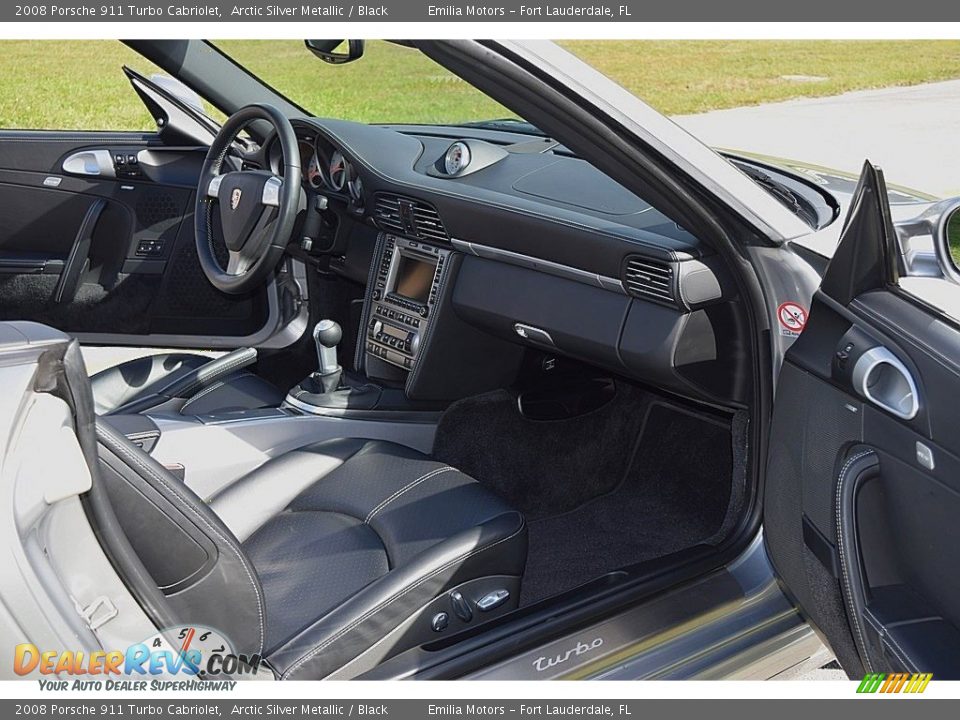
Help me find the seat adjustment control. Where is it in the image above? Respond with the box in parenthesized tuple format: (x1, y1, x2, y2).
(431, 612, 449, 632)
(450, 591, 473, 623)
(477, 589, 510, 612)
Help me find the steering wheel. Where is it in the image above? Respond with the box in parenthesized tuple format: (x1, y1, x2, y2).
(195, 103, 302, 294)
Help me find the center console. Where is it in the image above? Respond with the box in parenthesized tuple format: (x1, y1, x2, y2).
(364, 234, 451, 373)
(286, 227, 524, 416)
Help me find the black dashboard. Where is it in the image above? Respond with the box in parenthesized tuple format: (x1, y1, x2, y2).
(268, 117, 752, 406)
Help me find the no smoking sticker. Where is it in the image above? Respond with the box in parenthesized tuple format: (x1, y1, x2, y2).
(777, 302, 808, 337)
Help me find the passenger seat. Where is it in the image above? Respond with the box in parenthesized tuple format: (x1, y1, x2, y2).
(94, 425, 527, 679)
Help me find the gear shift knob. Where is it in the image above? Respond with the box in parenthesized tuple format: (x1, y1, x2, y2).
(314, 319, 342, 348)
(313, 319, 342, 377)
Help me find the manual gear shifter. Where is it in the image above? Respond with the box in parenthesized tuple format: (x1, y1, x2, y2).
(312, 319, 343, 394)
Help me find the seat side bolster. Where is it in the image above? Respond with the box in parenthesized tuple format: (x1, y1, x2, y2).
(94, 421, 267, 657)
(268, 511, 527, 680)
(209, 438, 371, 542)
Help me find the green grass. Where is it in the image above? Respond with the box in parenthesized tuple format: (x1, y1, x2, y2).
(2, 40, 960, 130)
(0, 42, 167, 130)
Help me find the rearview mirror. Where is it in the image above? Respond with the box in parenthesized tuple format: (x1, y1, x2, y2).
(305, 40, 365, 65)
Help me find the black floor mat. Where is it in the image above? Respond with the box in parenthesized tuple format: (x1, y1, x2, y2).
(432, 381, 652, 519)
(520, 402, 733, 605)
(432, 387, 736, 606)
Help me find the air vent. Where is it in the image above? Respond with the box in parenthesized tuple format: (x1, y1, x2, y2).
(622, 256, 677, 305)
(372, 194, 449, 243)
(409, 203, 449, 243)
(372, 194, 404, 234)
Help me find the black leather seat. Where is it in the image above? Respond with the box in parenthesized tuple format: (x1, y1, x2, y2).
(94, 424, 527, 680)
(89, 348, 284, 416)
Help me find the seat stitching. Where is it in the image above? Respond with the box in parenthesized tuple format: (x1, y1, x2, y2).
(281, 517, 524, 679)
(102, 431, 265, 654)
(364, 466, 455, 524)
(863, 607, 918, 671)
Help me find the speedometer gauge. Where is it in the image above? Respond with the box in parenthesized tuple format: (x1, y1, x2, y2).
(329, 151, 348, 191)
(443, 141, 471, 175)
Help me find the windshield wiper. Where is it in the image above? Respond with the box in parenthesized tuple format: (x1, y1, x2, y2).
(739, 164, 802, 212)
(738, 163, 819, 227)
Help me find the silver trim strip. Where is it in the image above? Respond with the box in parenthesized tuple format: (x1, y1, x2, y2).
(262, 176, 282, 207)
(207, 174, 224, 198)
(451, 239, 625, 294)
(208, 174, 282, 207)
(282, 394, 441, 423)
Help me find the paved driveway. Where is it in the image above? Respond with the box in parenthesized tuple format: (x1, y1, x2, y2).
(675, 79, 960, 198)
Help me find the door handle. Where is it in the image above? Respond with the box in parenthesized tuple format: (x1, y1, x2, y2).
(62, 149, 116, 178)
(851, 346, 920, 420)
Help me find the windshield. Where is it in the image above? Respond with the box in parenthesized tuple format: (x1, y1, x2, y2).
(214, 40, 527, 128)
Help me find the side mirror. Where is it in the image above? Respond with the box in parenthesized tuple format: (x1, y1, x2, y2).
(931, 202, 960, 282)
(305, 40, 365, 65)
(945, 206, 960, 272)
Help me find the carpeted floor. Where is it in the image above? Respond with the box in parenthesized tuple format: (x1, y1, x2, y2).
(433, 387, 736, 606)
(432, 381, 653, 520)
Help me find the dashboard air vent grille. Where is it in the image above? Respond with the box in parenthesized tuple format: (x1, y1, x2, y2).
(373, 194, 449, 243)
(623, 256, 677, 305)
(410, 203, 449, 243)
(372, 194, 405, 234)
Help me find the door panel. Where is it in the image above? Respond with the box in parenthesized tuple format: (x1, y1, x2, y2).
(766, 163, 960, 678)
(0, 130, 272, 343)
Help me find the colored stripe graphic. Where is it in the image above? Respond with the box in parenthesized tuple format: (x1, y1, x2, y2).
(857, 672, 932, 694)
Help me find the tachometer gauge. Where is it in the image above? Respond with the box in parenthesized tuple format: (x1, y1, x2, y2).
(329, 151, 348, 191)
(306, 152, 323, 188)
(443, 141, 471, 175)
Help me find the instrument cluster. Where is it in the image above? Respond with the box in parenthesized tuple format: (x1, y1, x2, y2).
(269, 131, 365, 213)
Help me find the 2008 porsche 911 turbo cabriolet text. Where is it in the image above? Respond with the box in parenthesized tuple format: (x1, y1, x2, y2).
(1, 39, 959, 681)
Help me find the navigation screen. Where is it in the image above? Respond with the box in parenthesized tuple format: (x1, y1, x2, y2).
(393, 254, 435, 304)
